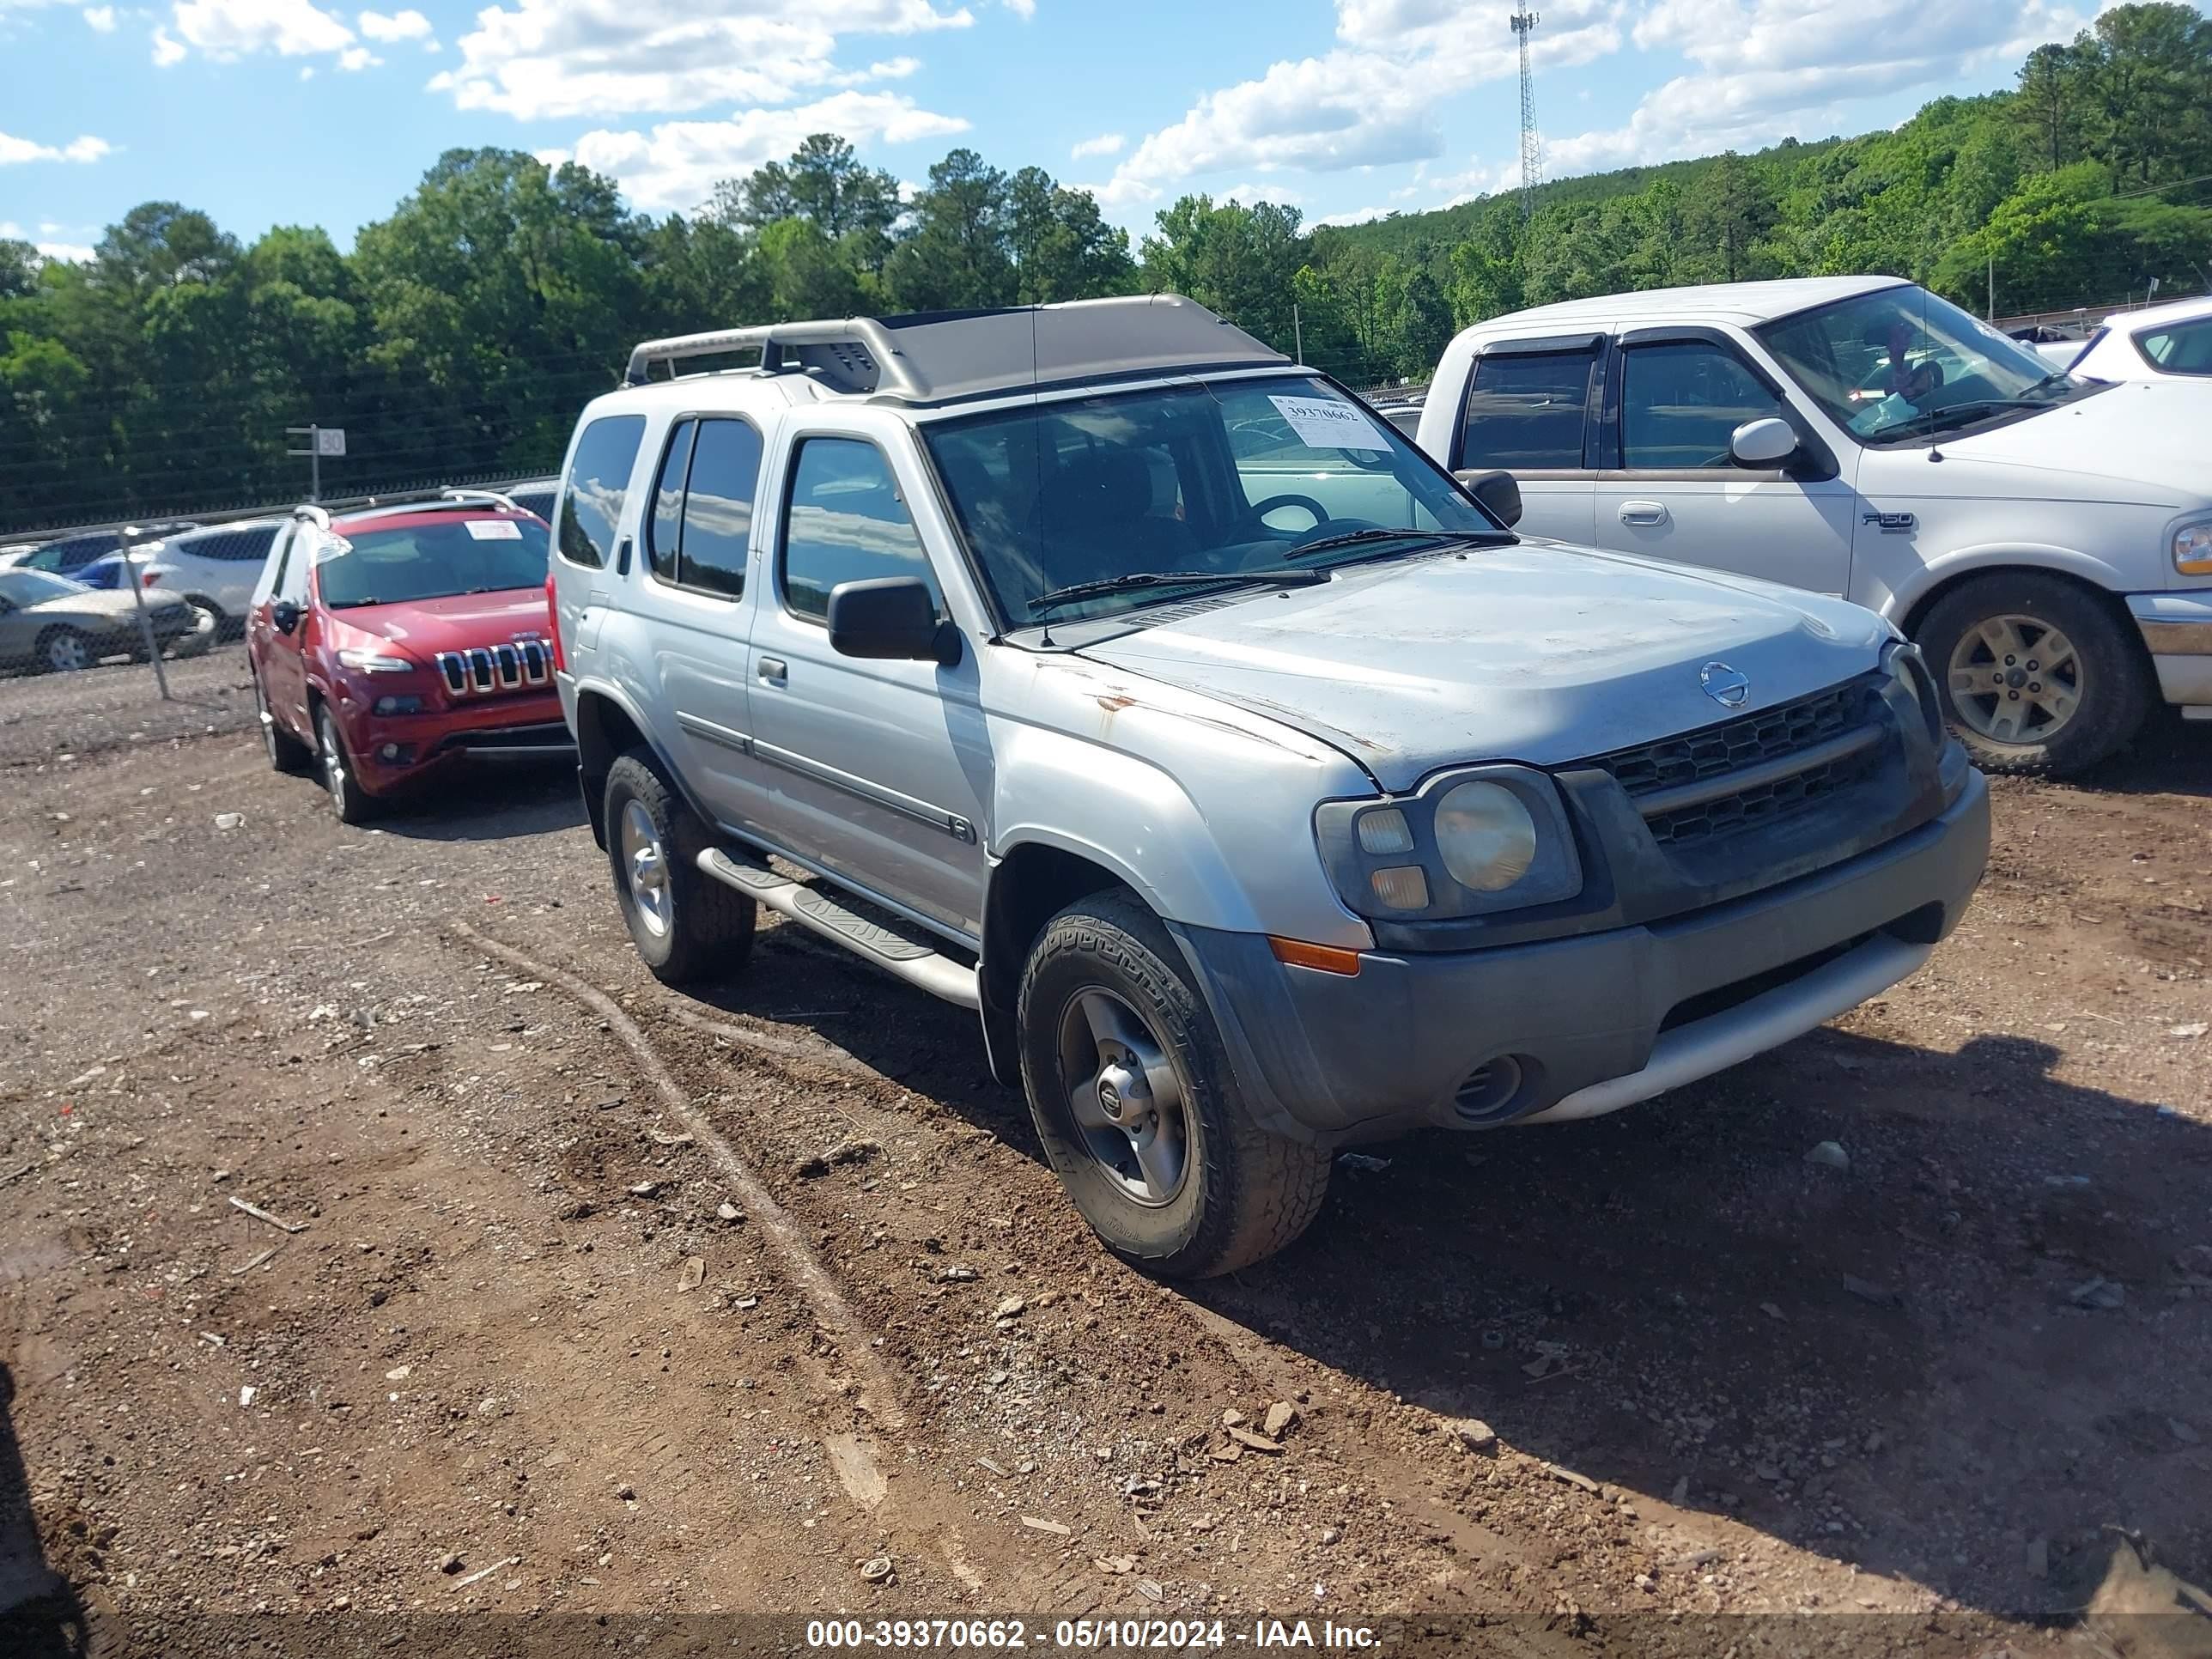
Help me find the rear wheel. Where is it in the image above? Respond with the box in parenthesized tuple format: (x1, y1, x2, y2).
(1016, 890, 1332, 1278)
(38, 627, 90, 674)
(1916, 572, 2150, 776)
(316, 705, 379, 824)
(603, 750, 756, 985)
(255, 673, 312, 773)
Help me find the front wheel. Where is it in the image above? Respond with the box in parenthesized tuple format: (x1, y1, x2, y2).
(1016, 890, 1332, 1278)
(603, 751, 756, 986)
(316, 706, 380, 824)
(1916, 572, 2151, 777)
(38, 627, 90, 674)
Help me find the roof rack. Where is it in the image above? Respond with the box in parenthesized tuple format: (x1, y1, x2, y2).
(623, 295, 1290, 405)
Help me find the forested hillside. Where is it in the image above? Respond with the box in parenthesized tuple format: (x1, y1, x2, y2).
(3, 3, 2206, 533)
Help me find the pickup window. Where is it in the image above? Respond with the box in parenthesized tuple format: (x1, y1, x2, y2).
(1461, 351, 1592, 470)
(1619, 343, 1784, 471)
(781, 437, 941, 623)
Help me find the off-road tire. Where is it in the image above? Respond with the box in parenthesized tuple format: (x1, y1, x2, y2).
(1017, 890, 1332, 1278)
(1916, 571, 2151, 777)
(255, 672, 312, 774)
(316, 705, 380, 825)
(603, 750, 756, 986)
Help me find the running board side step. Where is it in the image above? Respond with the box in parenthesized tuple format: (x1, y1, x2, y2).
(697, 848, 981, 1010)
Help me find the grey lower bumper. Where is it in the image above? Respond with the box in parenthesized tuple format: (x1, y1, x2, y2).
(1176, 768, 1990, 1148)
(2130, 592, 2212, 712)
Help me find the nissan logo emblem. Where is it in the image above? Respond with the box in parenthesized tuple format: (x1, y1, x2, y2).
(1700, 661, 1751, 708)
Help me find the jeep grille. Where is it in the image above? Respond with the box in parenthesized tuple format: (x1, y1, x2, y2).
(434, 642, 550, 697)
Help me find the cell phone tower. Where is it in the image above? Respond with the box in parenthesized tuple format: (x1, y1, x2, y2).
(1510, 10, 1542, 220)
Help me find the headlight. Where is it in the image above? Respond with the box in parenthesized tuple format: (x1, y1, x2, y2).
(2175, 518, 2212, 575)
(1316, 765, 1583, 922)
(337, 648, 418, 674)
(1433, 781, 1538, 890)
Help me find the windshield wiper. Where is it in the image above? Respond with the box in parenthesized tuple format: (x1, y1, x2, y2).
(1284, 527, 1509, 562)
(1030, 568, 1328, 618)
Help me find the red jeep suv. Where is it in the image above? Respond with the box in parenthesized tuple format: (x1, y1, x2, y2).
(246, 495, 570, 821)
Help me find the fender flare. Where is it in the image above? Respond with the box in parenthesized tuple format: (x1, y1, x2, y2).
(1881, 544, 2133, 631)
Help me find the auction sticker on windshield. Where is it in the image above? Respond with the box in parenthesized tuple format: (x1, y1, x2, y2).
(1268, 394, 1389, 451)
(465, 519, 524, 540)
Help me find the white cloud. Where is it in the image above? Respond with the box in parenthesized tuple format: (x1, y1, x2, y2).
(0, 129, 112, 164)
(1004, 0, 1033, 15)
(82, 4, 115, 28)
(356, 4, 424, 39)
(1531, 0, 2111, 184)
(1, 220, 94, 261)
(1098, 0, 1619, 206)
(1215, 181, 1304, 207)
(1316, 204, 1390, 227)
(430, 0, 973, 122)
(336, 40, 374, 64)
(150, 23, 185, 60)
(167, 0, 355, 58)
(547, 88, 969, 211)
(298, 60, 311, 74)
(1070, 131, 1123, 161)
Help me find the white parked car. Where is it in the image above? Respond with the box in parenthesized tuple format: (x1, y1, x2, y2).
(2067, 295, 2212, 384)
(1418, 276, 2212, 775)
(133, 520, 284, 638)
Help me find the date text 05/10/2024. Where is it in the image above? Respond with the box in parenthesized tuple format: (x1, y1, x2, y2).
(803, 1619, 1381, 1649)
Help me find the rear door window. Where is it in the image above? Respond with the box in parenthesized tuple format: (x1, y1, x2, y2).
(673, 420, 763, 599)
(557, 413, 647, 570)
(1461, 349, 1594, 469)
(2137, 317, 2212, 375)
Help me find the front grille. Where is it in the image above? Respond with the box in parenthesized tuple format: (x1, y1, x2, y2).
(434, 641, 550, 697)
(1584, 677, 1887, 850)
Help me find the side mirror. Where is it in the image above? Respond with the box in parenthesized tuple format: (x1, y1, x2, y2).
(271, 599, 302, 635)
(1458, 468, 1523, 528)
(826, 576, 959, 668)
(1730, 416, 1800, 468)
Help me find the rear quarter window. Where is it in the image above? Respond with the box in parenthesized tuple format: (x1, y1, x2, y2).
(558, 414, 647, 569)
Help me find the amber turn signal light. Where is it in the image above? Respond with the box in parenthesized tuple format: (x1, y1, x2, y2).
(1267, 937, 1364, 976)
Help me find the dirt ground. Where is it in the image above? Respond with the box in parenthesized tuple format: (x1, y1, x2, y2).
(2, 646, 2208, 1655)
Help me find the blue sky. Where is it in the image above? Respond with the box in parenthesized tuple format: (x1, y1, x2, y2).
(0, 0, 2118, 260)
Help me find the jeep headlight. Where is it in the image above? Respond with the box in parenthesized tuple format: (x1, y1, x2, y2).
(1433, 781, 1538, 891)
(1316, 765, 1582, 921)
(2175, 517, 2212, 576)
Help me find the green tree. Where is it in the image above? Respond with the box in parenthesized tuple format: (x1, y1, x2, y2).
(884, 149, 1017, 311)
(710, 133, 903, 273)
(1139, 195, 1306, 349)
(1006, 167, 1135, 302)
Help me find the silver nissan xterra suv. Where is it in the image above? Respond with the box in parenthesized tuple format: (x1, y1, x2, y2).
(549, 295, 1990, 1278)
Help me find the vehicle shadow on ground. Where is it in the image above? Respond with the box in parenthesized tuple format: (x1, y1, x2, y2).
(368, 759, 586, 844)
(1194, 1026, 2212, 1620)
(2091, 710, 2212, 799)
(0, 1363, 88, 1657)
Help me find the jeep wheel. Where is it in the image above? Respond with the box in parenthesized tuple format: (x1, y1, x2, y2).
(256, 674, 312, 774)
(317, 706, 380, 825)
(1917, 572, 2150, 777)
(604, 750, 756, 985)
(1017, 890, 1332, 1278)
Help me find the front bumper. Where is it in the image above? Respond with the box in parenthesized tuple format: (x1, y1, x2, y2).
(335, 686, 572, 793)
(2130, 592, 2212, 714)
(1176, 767, 1990, 1149)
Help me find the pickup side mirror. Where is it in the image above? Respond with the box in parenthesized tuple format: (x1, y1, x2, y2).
(270, 599, 302, 635)
(1458, 468, 1523, 528)
(1730, 416, 1800, 468)
(826, 576, 960, 668)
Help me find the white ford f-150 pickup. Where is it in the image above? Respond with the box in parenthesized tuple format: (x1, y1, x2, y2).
(1416, 276, 2212, 775)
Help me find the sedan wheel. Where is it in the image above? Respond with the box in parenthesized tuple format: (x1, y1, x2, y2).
(42, 629, 89, 674)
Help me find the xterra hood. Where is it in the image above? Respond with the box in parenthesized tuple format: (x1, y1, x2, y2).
(1931, 379, 2212, 507)
(1077, 544, 1892, 793)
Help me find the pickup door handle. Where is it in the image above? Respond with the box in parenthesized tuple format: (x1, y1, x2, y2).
(1618, 501, 1669, 527)
(757, 656, 787, 685)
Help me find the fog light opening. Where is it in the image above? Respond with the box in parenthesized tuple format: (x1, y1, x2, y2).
(1453, 1055, 1528, 1125)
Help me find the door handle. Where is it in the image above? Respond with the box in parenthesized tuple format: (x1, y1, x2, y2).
(615, 535, 633, 577)
(1618, 501, 1669, 527)
(757, 656, 787, 685)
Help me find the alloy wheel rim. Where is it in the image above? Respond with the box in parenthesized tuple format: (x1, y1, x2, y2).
(1055, 987, 1191, 1207)
(48, 634, 86, 672)
(1947, 613, 2084, 744)
(320, 715, 348, 811)
(620, 800, 672, 939)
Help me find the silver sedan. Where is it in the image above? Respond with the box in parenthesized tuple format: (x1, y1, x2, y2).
(0, 568, 213, 675)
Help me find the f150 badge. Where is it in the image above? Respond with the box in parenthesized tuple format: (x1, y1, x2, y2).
(1863, 509, 1917, 533)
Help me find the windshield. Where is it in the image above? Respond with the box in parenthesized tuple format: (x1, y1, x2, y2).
(313, 515, 550, 609)
(1757, 285, 2088, 446)
(0, 569, 91, 606)
(921, 373, 1503, 628)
